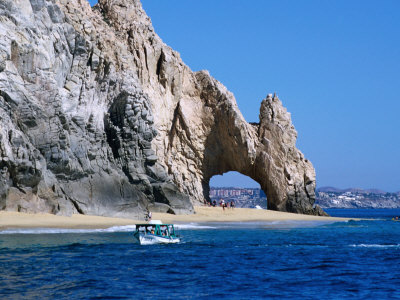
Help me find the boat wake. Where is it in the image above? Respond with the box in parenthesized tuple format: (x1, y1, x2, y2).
(0, 225, 137, 235)
(174, 223, 217, 230)
(349, 244, 400, 248)
(0, 223, 216, 234)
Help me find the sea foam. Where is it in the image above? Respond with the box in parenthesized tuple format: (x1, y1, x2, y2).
(174, 223, 217, 230)
(0, 219, 342, 234)
(0, 225, 137, 235)
(349, 244, 400, 248)
(0, 223, 216, 234)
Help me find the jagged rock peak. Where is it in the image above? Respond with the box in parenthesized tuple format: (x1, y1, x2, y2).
(0, 0, 325, 218)
(97, 0, 151, 29)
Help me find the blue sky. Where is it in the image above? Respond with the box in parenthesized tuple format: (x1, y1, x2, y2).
(89, 0, 400, 191)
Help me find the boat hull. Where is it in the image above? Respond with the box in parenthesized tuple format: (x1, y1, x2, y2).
(134, 232, 180, 245)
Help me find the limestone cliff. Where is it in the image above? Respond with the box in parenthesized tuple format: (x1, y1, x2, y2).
(0, 0, 325, 218)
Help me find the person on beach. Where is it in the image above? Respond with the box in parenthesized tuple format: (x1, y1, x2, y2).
(146, 211, 152, 221)
(230, 201, 235, 209)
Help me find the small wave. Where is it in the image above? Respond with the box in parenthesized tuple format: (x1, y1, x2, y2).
(174, 223, 217, 230)
(0, 225, 138, 235)
(349, 244, 400, 248)
(248, 220, 339, 228)
(178, 220, 339, 230)
(0, 223, 216, 234)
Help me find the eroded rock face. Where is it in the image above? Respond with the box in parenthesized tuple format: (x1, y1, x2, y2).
(0, 0, 324, 217)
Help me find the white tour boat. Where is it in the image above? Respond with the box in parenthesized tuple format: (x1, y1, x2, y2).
(133, 221, 180, 245)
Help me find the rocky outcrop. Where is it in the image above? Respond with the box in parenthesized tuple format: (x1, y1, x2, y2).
(0, 0, 324, 218)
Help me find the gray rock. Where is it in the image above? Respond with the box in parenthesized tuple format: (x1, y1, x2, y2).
(148, 202, 174, 214)
(152, 182, 193, 215)
(0, 0, 323, 219)
(145, 155, 158, 163)
(30, 0, 46, 12)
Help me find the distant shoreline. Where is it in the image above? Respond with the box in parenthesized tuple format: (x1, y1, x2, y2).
(210, 186, 400, 209)
(0, 207, 351, 230)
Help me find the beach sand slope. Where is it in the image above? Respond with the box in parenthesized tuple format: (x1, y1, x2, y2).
(0, 207, 349, 230)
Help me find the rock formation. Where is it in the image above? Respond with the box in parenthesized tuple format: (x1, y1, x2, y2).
(0, 0, 325, 218)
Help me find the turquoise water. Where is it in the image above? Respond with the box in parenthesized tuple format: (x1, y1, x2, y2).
(1, 209, 400, 299)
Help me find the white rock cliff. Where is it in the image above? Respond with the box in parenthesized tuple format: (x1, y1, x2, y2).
(0, 0, 325, 218)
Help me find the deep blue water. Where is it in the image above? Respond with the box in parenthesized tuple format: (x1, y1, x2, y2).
(1, 209, 400, 299)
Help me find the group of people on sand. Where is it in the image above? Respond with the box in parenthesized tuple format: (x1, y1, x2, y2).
(222, 200, 235, 210)
(207, 199, 235, 210)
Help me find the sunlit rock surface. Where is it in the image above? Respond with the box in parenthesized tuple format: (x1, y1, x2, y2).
(0, 0, 324, 217)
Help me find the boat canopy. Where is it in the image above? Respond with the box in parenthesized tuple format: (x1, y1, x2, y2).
(135, 224, 177, 237)
(135, 224, 175, 227)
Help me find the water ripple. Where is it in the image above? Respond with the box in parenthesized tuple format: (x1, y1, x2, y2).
(1, 212, 400, 298)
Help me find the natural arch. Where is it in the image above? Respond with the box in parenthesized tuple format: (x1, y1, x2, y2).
(200, 106, 276, 210)
(91, 0, 325, 216)
(89, 0, 325, 215)
(164, 72, 323, 215)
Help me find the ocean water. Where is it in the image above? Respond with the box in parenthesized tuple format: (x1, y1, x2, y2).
(1, 209, 400, 299)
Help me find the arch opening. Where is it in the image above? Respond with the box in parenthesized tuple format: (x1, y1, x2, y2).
(208, 171, 268, 209)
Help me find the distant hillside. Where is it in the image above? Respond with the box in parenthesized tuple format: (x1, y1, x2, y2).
(317, 187, 387, 195)
(209, 187, 400, 209)
(316, 187, 400, 209)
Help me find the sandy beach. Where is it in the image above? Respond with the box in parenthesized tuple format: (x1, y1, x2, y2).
(0, 211, 141, 230)
(153, 207, 350, 223)
(0, 207, 350, 230)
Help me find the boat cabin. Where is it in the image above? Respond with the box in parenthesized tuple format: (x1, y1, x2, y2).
(135, 224, 177, 238)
